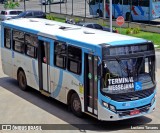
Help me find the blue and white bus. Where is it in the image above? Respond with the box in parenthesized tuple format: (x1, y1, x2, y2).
(1, 18, 156, 121)
(89, 0, 160, 21)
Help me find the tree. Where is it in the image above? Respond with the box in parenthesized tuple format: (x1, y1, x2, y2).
(4, 0, 20, 9)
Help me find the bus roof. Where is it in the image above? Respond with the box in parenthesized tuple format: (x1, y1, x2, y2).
(2, 18, 148, 46)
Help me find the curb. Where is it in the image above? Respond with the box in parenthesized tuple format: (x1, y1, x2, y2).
(155, 48, 160, 51)
(154, 45, 160, 51)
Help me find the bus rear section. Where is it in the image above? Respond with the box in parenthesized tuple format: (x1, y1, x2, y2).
(98, 42, 156, 120)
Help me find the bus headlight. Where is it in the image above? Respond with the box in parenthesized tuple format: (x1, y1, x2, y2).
(102, 101, 116, 112)
(102, 101, 109, 108)
(109, 105, 116, 112)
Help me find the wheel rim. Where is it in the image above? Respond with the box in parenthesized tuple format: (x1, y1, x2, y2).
(73, 99, 81, 111)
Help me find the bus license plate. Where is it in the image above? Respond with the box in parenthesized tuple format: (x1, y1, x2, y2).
(130, 109, 140, 116)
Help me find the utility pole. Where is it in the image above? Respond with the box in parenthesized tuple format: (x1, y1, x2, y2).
(110, 0, 112, 32)
(45, 0, 46, 13)
(103, 0, 106, 19)
(24, 0, 26, 11)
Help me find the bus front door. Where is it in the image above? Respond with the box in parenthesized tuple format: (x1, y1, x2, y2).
(38, 39, 51, 94)
(84, 54, 98, 116)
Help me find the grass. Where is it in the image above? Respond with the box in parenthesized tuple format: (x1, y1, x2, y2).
(117, 27, 160, 46)
(52, 16, 160, 47)
(54, 17, 66, 23)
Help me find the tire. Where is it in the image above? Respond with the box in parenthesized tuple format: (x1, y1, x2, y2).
(71, 93, 83, 117)
(97, 10, 103, 17)
(18, 70, 28, 91)
(126, 13, 133, 21)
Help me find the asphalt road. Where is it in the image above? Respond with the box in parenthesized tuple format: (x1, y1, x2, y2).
(0, 24, 160, 133)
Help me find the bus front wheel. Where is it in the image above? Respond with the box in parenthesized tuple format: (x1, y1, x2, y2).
(18, 70, 28, 91)
(71, 93, 83, 117)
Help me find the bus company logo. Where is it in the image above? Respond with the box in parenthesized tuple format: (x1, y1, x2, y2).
(122, 103, 130, 107)
(152, 10, 156, 15)
(155, 5, 160, 9)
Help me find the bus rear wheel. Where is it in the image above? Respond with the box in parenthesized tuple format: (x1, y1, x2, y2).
(18, 70, 27, 91)
(97, 10, 103, 17)
(71, 93, 83, 117)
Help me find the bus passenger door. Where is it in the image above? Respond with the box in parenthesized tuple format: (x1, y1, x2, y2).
(38, 39, 51, 94)
(84, 54, 98, 116)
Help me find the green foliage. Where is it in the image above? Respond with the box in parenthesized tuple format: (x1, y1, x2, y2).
(117, 27, 160, 45)
(74, 18, 80, 24)
(46, 14, 55, 20)
(4, 0, 19, 9)
(126, 28, 132, 34)
(133, 27, 140, 34)
(126, 27, 140, 34)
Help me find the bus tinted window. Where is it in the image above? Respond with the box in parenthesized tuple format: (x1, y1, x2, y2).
(4, 28, 11, 49)
(25, 34, 37, 58)
(123, 0, 129, 5)
(25, 34, 38, 47)
(132, 0, 137, 6)
(67, 46, 82, 75)
(54, 42, 67, 69)
(139, 0, 149, 7)
(26, 45, 37, 58)
(13, 30, 24, 53)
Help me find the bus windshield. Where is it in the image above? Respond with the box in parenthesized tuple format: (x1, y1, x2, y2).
(101, 46, 155, 94)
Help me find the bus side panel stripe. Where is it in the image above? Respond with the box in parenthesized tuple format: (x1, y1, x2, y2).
(52, 70, 63, 98)
(50, 41, 54, 67)
(108, 39, 146, 45)
(32, 59, 39, 85)
(1, 25, 4, 48)
(114, 4, 122, 16)
(137, 6, 144, 16)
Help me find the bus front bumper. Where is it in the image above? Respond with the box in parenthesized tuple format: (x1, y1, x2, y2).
(98, 99, 156, 121)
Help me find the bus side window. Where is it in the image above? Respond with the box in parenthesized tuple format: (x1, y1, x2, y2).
(13, 30, 25, 53)
(139, 0, 149, 7)
(4, 28, 11, 49)
(25, 33, 37, 58)
(67, 45, 82, 75)
(54, 41, 67, 69)
(26, 45, 37, 58)
(132, 0, 138, 6)
(113, 0, 120, 4)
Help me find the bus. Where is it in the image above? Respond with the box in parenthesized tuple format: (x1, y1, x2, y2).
(89, 0, 160, 21)
(1, 18, 156, 121)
